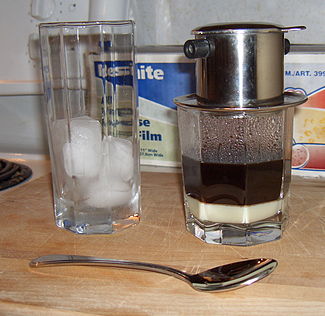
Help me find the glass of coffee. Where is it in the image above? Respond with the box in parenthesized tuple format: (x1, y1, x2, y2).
(176, 105, 294, 246)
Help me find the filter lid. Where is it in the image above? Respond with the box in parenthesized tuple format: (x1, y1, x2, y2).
(192, 23, 305, 35)
(174, 91, 307, 112)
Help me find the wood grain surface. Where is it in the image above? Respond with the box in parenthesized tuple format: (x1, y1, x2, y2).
(0, 172, 325, 315)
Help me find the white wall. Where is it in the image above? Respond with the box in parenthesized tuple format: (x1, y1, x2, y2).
(131, 0, 325, 45)
(0, 95, 47, 154)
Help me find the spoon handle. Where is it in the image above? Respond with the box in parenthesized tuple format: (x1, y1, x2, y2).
(30, 254, 190, 281)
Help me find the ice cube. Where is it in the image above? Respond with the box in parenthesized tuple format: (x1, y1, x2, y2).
(84, 178, 132, 208)
(63, 116, 102, 178)
(103, 136, 134, 182)
(63, 141, 100, 178)
(81, 136, 135, 208)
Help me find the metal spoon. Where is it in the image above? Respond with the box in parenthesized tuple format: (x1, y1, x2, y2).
(30, 254, 277, 292)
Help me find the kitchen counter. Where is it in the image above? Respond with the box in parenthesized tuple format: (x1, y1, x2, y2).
(0, 163, 325, 315)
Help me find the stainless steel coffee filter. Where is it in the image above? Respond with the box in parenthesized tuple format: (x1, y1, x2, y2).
(183, 23, 306, 107)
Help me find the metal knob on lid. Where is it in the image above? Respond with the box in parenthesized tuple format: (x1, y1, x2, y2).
(184, 39, 215, 58)
(180, 23, 306, 108)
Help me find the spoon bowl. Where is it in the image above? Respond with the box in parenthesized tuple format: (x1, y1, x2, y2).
(30, 254, 277, 292)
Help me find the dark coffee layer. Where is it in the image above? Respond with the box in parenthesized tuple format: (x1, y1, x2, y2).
(182, 156, 283, 206)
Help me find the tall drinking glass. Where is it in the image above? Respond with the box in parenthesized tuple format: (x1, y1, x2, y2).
(39, 21, 140, 234)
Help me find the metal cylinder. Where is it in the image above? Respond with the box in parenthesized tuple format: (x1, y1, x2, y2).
(185, 23, 305, 107)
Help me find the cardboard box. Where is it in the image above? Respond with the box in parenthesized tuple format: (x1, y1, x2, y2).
(136, 46, 195, 167)
(285, 45, 325, 180)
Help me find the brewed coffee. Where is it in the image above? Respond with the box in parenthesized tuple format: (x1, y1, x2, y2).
(182, 155, 283, 206)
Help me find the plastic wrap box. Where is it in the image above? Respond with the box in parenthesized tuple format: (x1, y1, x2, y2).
(285, 45, 325, 181)
(136, 46, 195, 167)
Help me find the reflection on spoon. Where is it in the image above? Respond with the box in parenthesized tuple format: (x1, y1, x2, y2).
(30, 254, 277, 292)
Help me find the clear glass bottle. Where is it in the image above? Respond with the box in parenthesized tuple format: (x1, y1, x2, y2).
(39, 21, 140, 234)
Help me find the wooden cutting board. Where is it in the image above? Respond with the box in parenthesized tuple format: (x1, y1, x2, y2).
(0, 172, 325, 315)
